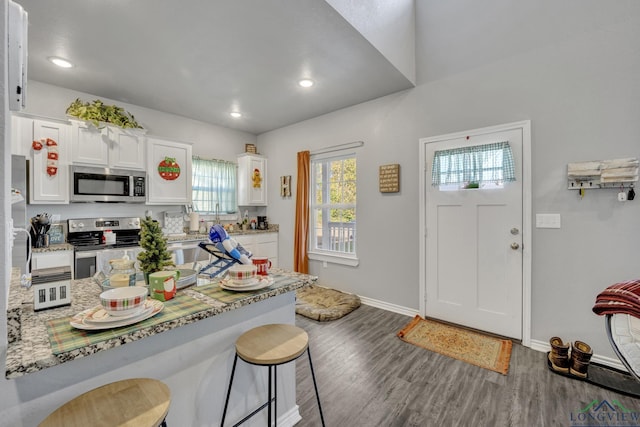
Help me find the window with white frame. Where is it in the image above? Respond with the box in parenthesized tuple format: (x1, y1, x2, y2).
(191, 157, 237, 213)
(309, 153, 357, 262)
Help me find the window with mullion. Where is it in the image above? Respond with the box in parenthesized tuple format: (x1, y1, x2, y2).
(310, 154, 356, 255)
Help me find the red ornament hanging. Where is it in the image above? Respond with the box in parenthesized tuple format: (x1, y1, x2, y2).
(158, 156, 180, 180)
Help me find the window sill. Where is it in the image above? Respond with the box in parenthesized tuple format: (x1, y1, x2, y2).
(308, 251, 359, 267)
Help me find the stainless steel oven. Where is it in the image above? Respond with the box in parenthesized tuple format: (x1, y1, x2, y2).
(68, 217, 142, 279)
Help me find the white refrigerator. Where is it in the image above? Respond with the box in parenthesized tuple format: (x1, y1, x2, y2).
(12, 154, 29, 274)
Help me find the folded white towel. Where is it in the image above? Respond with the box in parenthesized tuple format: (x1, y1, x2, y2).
(602, 158, 639, 170)
(601, 167, 639, 179)
(568, 161, 602, 173)
(568, 169, 600, 177)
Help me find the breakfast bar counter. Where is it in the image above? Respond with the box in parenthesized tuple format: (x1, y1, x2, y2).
(5, 267, 315, 426)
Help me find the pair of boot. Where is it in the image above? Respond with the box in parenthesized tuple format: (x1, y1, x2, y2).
(548, 337, 593, 378)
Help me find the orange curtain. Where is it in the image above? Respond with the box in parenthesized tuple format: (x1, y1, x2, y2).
(294, 151, 310, 273)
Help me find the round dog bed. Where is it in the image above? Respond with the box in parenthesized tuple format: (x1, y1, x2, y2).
(296, 285, 361, 321)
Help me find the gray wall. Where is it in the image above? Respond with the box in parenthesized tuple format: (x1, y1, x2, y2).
(259, 0, 640, 358)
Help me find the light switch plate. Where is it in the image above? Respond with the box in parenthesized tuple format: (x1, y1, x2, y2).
(536, 213, 561, 229)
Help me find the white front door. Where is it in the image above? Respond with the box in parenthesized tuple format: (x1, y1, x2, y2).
(423, 125, 524, 339)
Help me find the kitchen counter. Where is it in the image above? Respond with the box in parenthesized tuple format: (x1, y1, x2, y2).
(6, 265, 314, 379)
(31, 243, 74, 253)
(164, 223, 279, 242)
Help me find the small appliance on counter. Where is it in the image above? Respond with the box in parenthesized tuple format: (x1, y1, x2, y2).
(31, 266, 72, 311)
(257, 216, 268, 230)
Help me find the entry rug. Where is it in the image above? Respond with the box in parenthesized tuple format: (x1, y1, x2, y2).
(397, 315, 512, 375)
(46, 294, 210, 355)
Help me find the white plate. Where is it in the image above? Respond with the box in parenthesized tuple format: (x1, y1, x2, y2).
(219, 276, 274, 292)
(71, 299, 164, 330)
(228, 277, 260, 288)
(84, 305, 147, 324)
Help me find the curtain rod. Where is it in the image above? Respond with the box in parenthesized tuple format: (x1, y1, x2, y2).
(310, 140, 364, 155)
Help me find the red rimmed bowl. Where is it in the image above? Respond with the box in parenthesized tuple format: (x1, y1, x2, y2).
(99, 286, 148, 317)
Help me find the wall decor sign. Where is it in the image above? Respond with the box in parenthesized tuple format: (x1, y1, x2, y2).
(280, 175, 291, 197)
(47, 223, 66, 244)
(379, 163, 400, 193)
(158, 157, 181, 180)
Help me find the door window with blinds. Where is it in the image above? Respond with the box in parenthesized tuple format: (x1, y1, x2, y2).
(310, 153, 357, 258)
(432, 141, 515, 191)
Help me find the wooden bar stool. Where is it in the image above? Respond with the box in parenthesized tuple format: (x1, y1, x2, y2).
(38, 378, 171, 427)
(221, 324, 325, 427)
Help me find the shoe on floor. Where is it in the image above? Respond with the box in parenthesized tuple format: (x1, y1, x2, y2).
(548, 336, 571, 373)
(569, 340, 593, 378)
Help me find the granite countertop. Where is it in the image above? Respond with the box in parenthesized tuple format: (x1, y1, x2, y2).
(31, 243, 74, 253)
(6, 265, 315, 379)
(165, 224, 279, 242)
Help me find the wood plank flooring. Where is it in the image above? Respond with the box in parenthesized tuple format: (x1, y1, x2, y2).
(295, 304, 640, 426)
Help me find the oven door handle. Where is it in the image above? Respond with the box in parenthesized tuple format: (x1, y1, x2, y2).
(75, 251, 99, 259)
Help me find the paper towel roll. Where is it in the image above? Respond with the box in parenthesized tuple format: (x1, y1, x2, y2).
(189, 212, 200, 232)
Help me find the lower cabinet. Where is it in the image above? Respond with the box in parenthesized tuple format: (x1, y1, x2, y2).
(234, 232, 278, 268)
(32, 250, 74, 279)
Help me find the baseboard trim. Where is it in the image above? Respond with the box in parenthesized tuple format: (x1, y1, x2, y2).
(278, 405, 301, 427)
(358, 296, 419, 318)
(529, 339, 626, 372)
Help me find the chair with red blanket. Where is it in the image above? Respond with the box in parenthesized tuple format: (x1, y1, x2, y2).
(593, 279, 640, 381)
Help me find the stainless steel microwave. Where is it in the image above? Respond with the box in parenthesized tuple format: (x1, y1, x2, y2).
(70, 166, 146, 203)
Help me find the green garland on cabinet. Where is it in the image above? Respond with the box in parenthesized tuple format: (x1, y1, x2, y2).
(66, 98, 143, 129)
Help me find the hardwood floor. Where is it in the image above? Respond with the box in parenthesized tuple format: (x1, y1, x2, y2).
(295, 304, 640, 426)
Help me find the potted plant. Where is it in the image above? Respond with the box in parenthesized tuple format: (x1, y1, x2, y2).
(66, 98, 143, 130)
(137, 216, 174, 283)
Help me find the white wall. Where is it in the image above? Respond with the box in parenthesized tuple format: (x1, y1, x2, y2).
(325, 0, 416, 84)
(260, 0, 640, 359)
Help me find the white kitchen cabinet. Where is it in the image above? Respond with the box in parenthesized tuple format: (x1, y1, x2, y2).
(70, 120, 146, 170)
(24, 118, 71, 204)
(233, 232, 278, 268)
(237, 154, 267, 206)
(146, 136, 193, 205)
(32, 250, 74, 279)
(11, 114, 31, 156)
(107, 127, 146, 169)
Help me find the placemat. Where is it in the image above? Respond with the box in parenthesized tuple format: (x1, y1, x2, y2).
(196, 274, 298, 304)
(46, 294, 211, 355)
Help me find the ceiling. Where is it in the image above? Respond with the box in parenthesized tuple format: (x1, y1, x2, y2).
(18, 0, 414, 135)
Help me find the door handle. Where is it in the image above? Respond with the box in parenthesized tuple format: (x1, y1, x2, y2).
(510, 242, 520, 250)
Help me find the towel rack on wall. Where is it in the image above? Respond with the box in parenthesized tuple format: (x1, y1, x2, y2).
(567, 157, 638, 190)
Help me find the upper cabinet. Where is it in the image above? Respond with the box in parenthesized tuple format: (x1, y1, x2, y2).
(146, 136, 192, 205)
(237, 154, 267, 206)
(70, 120, 146, 170)
(11, 115, 71, 204)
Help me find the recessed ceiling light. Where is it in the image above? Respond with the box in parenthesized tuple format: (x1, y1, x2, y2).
(298, 79, 314, 88)
(230, 112, 242, 118)
(48, 56, 74, 68)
